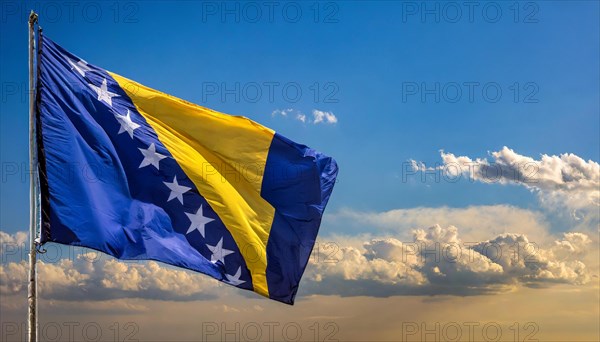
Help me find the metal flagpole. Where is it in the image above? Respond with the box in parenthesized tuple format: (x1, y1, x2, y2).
(28, 9, 39, 342)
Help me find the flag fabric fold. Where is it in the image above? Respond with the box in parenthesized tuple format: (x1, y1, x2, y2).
(37, 35, 338, 304)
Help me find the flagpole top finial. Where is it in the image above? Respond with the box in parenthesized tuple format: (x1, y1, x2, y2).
(29, 10, 38, 24)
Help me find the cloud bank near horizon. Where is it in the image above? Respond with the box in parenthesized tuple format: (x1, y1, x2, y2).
(1, 223, 595, 303)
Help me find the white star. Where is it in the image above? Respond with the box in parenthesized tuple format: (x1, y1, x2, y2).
(224, 267, 245, 286)
(138, 143, 166, 169)
(185, 204, 214, 237)
(207, 237, 234, 264)
(67, 58, 93, 77)
(89, 78, 119, 106)
(163, 175, 191, 204)
(114, 110, 140, 138)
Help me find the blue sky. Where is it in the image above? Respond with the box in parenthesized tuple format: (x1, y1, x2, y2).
(1, 1, 599, 231)
(1, 2, 599, 340)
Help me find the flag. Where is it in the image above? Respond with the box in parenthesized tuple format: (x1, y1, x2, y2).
(36, 35, 338, 305)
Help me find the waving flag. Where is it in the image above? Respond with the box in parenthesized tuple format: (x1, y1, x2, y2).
(36, 35, 338, 305)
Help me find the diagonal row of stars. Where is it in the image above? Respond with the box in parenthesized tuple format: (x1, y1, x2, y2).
(67, 57, 244, 286)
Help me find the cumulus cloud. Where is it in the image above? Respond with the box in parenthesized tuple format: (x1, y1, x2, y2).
(553, 232, 593, 256)
(312, 109, 338, 124)
(0, 261, 29, 295)
(0, 245, 222, 302)
(410, 147, 600, 216)
(0, 231, 28, 246)
(1, 220, 595, 302)
(303, 225, 594, 297)
(100, 259, 218, 298)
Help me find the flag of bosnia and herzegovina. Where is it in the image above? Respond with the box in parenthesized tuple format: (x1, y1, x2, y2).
(36, 34, 338, 305)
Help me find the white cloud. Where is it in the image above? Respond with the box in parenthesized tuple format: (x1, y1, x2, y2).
(410, 147, 600, 217)
(312, 109, 338, 124)
(270, 108, 338, 125)
(271, 108, 293, 117)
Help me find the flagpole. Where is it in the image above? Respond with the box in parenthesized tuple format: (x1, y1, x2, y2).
(28, 10, 39, 342)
